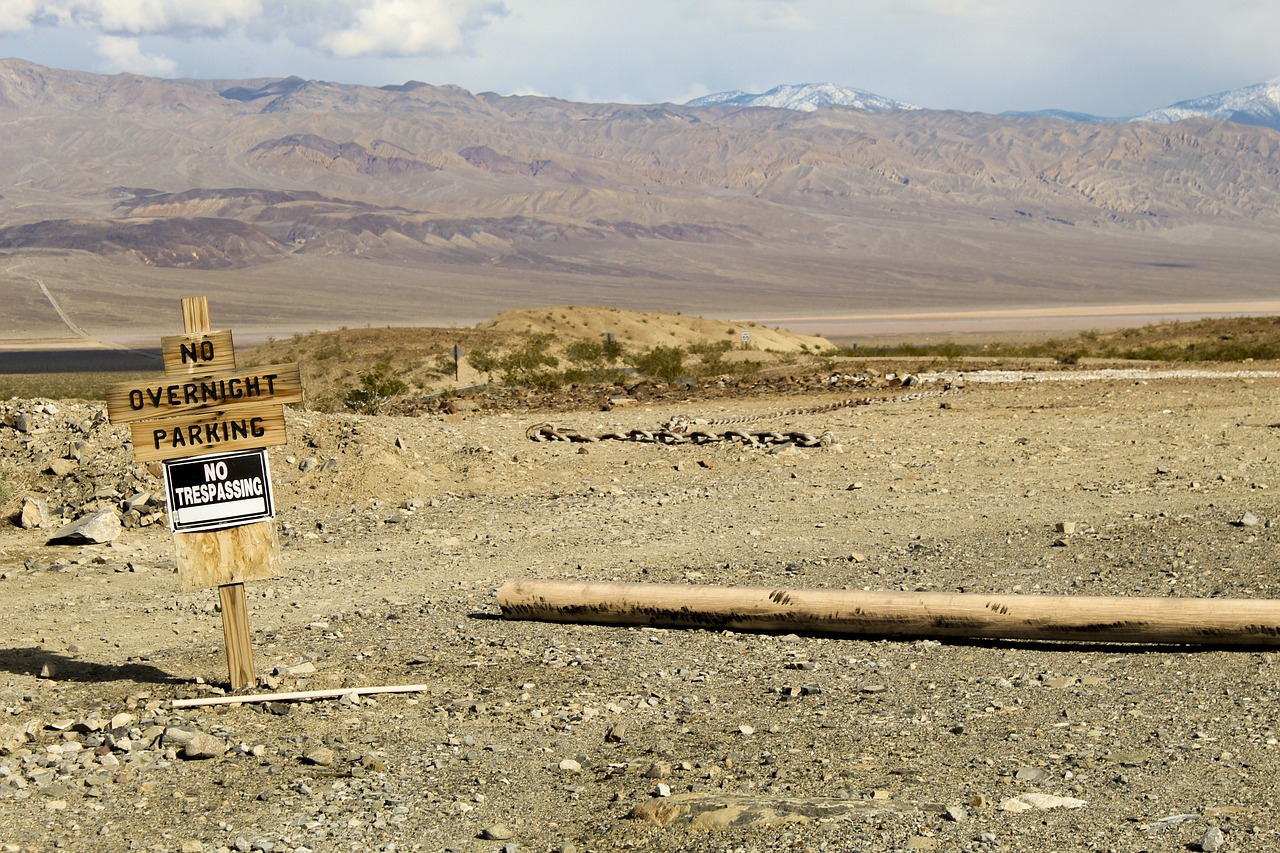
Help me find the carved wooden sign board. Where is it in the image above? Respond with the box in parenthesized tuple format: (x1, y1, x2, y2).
(105, 296, 302, 689)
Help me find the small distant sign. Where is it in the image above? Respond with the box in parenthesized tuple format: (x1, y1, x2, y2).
(164, 449, 275, 533)
(741, 331, 751, 343)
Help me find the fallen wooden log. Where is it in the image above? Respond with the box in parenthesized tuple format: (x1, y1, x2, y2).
(497, 580, 1280, 646)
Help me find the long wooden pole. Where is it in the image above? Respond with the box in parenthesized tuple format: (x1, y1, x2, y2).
(498, 580, 1280, 646)
(172, 684, 430, 709)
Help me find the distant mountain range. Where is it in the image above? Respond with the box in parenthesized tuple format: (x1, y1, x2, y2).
(689, 79, 1280, 130)
(1, 58, 1278, 339)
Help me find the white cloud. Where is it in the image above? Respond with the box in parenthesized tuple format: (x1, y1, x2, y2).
(96, 0, 263, 34)
(95, 34, 178, 74)
(0, 0, 506, 59)
(318, 0, 505, 58)
(0, 0, 40, 31)
(0, 1, 261, 35)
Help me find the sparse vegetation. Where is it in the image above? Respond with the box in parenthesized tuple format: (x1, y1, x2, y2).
(496, 332, 561, 389)
(344, 360, 408, 414)
(836, 316, 1280, 363)
(7, 313, 1279, 414)
(630, 345, 686, 382)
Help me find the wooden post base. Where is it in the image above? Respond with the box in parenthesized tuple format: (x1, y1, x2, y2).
(219, 582, 257, 689)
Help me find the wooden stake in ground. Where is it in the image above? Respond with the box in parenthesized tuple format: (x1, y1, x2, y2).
(498, 579, 1280, 646)
(107, 296, 300, 689)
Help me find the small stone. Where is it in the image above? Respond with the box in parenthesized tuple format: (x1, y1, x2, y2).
(643, 762, 672, 779)
(605, 723, 628, 743)
(0, 721, 37, 755)
(303, 747, 336, 767)
(1236, 512, 1260, 528)
(558, 759, 582, 773)
(46, 458, 78, 477)
(999, 793, 1086, 811)
(480, 824, 513, 841)
(737, 725, 755, 735)
(1015, 766, 1048, 783)
(1054, 521, 1077, 534)
(20, 498, 49, 530)
(181, 732, 226, 760)
(653, 783, 671, 797)
(945, 805, 968, 822)
(1200, 826, 1226, 852)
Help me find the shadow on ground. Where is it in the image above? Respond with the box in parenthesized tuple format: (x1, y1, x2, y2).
(0, 647, 184, 685)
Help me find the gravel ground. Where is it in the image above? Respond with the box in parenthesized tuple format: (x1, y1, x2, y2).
(2, 366, 1280, 852)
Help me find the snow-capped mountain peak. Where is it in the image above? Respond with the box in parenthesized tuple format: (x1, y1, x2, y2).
(1134, 80, 1280, 129)
(687, 83, 919, 113)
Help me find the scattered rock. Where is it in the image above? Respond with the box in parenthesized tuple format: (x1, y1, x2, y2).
(1014, 766, 1049, 782)
(47, 509, 121, 544)
(302, 747, 337, 767)
(46, 458, 78, 477)
(19, 497, 49, 529)
(480, 824, 513, 841)
(1200, 826, 1226, 852)
(999, 793, 1087, 812)
(183, 733, 225, 760)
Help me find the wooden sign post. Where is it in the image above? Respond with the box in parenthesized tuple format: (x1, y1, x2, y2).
(107, 297, 302, 689)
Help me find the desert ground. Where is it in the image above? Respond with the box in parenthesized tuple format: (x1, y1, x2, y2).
(3, 354, 1280, 852)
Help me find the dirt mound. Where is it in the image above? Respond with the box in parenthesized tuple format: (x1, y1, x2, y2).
(479, 305, 833, 354)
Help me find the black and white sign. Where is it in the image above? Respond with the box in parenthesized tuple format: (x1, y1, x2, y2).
(163, 449, 275, 533)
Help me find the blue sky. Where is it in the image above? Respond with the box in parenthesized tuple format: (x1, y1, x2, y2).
(1, 0, 1276, 116)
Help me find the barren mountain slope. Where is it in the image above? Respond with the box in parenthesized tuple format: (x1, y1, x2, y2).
(1, 60, 1278, 340)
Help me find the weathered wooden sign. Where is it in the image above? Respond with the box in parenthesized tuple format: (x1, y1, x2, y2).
(105, 296, 300, 688)
(108, 356, 301, 463)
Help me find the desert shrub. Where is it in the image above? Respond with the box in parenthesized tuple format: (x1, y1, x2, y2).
(631, 345, 686, 382)
(562, 338, 628, 383)
(432, 352, 459, 378)
(0, 464, 13, 514)
(564, 339, 606, 368)
(498, 333, 561, 388)
(345, 360, 408, 414)
(688, 340, 735, 375)
(466, 347, 500, 382)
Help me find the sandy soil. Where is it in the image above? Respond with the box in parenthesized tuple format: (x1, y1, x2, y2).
(2, 365, 1280, 852)
(739, 300, 1280, 342)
